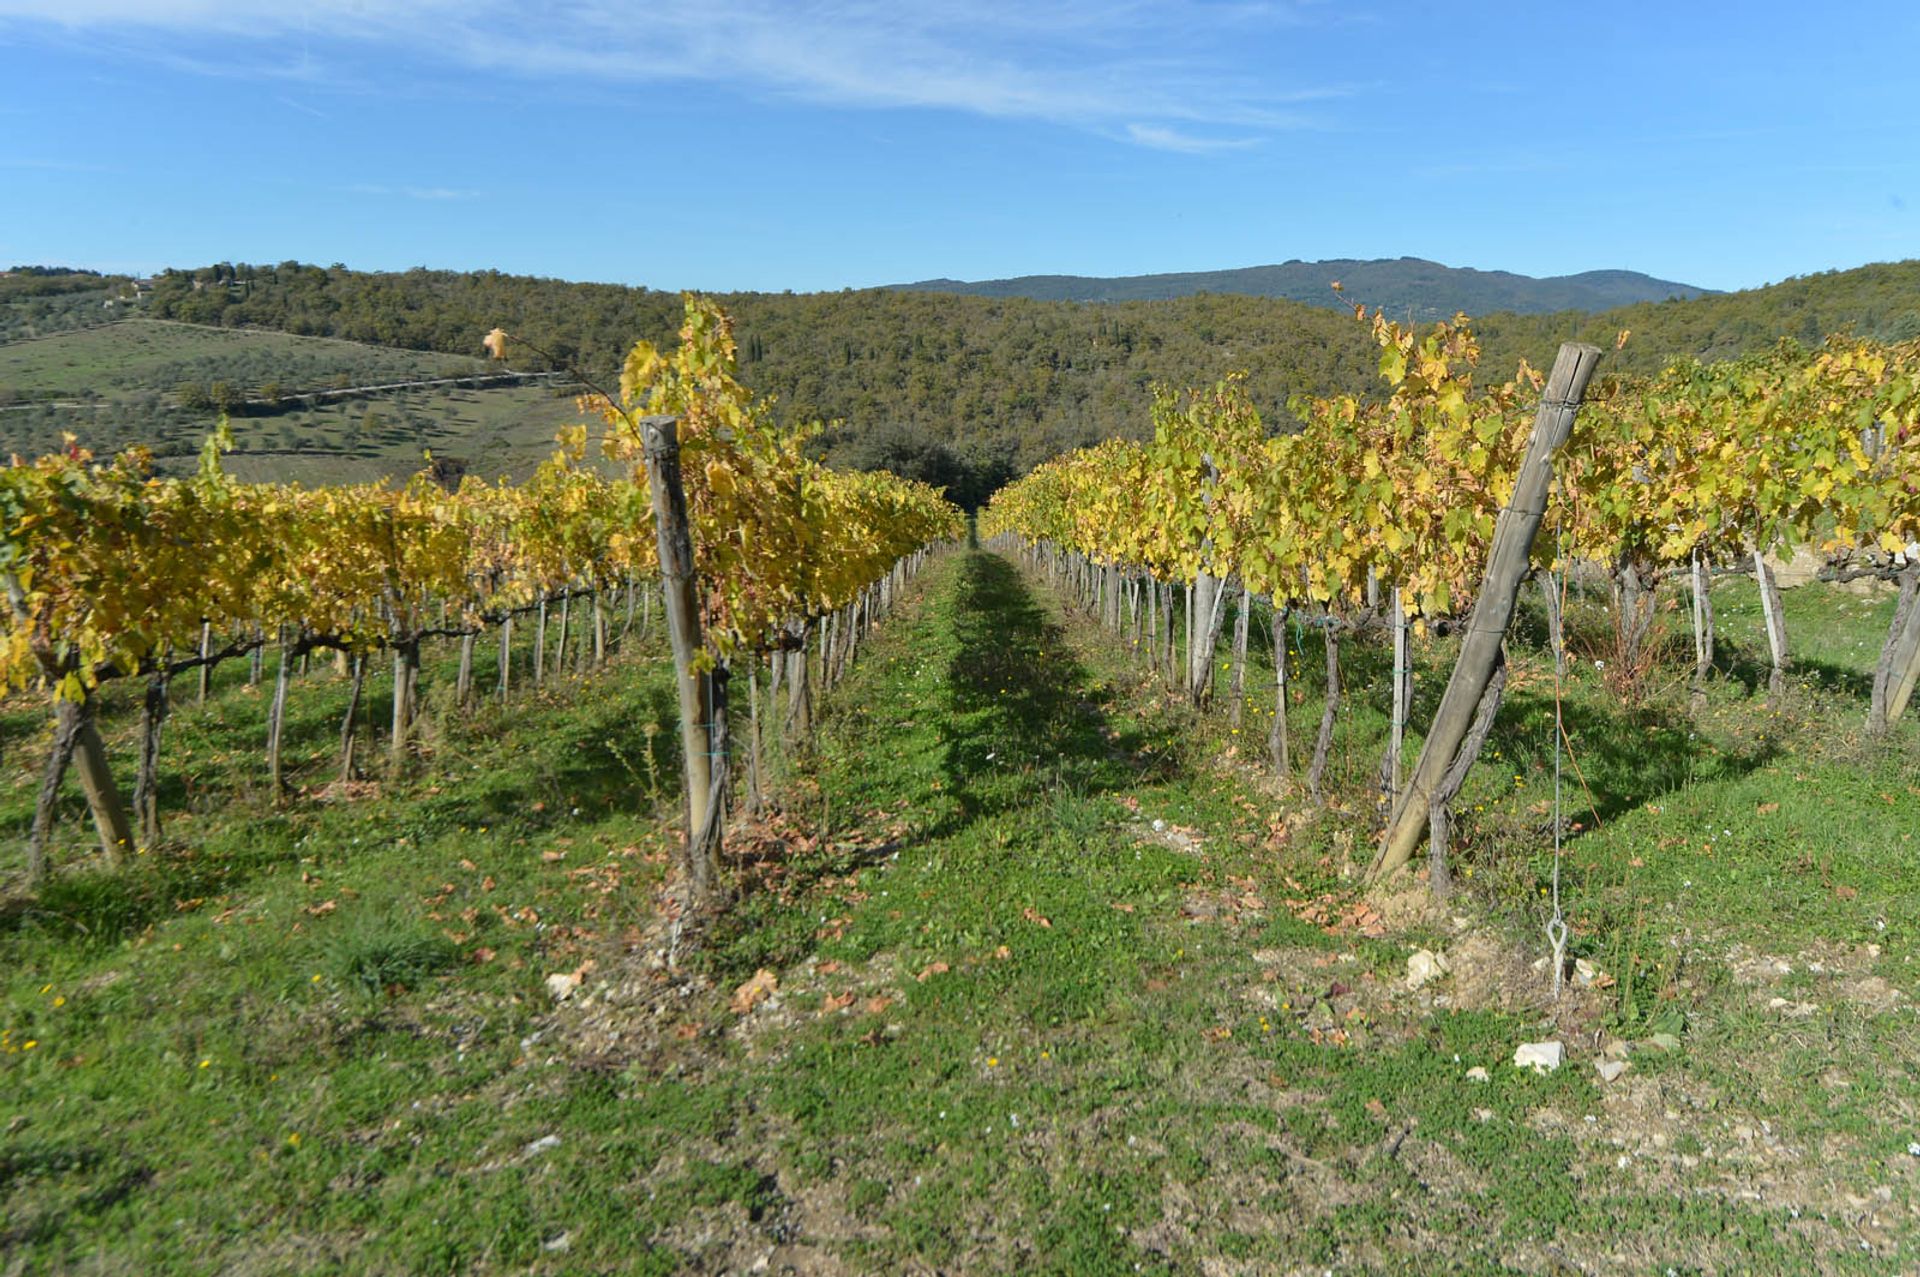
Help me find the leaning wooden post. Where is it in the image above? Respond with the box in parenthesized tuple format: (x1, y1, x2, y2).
(1370, 342, 1601, 882)
(639, 415, 717, 903)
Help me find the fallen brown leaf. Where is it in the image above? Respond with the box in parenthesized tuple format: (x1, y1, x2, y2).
(730, 968, 779, 1014)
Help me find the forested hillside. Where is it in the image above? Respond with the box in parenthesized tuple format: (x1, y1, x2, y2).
(124, 257, 1920, 503)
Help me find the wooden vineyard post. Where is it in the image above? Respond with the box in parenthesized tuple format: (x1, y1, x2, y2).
(1370, 341, 1601, 883)
(1378, 585, 1409, 824)
(1690, 552, 1714, 700)
(534, 598, 548, 690)
(1870, 566, 1920, 734)
(268, 631, 295, 798)
(1229, 584, 1251, 731)
(198, 621, 212, 703)
(639, 415, 719, 905)
(1752, 549, 1789, 698)
(497, 615, 513, 702)
(1268, 606, 1291, 782)
(457, 630, 476, 705)
(341, 654, 366, 781)
(133, 666, 170, 848)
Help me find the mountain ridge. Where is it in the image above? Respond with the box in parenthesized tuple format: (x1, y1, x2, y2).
(892, 255, 1713, 317)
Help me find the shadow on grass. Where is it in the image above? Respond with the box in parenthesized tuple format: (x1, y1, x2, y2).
(1486, 691, 1783, 828)
(932, 552, 1173, 837)
(1708, 640, 1875, 702)
(1, 665, 684, 946)
(0, 1139, 152, 1251)
(699, 552, 1178, 979)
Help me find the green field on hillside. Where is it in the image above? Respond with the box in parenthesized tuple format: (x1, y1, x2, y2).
(0, 318, 481, 398)
(0, 319, 588, 481)
(181, 383, 598, 486)
(3, 554, 1914, 1273)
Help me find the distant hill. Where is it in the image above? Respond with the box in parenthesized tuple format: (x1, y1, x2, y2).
(14, 256, 1914, 503)
(893, 257, 1712, 318)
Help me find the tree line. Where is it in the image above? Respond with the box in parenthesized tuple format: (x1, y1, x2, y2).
(142, 259, 1920, 505)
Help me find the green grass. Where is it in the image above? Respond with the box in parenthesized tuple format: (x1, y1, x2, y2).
(2, 552, 1917, 1272)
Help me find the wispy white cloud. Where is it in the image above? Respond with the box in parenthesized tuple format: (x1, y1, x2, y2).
(274, 94, 328, 119)
(1125, 123, 1259, 154)
(0, 0, 1351, 148)
(344, 182, 480, 201)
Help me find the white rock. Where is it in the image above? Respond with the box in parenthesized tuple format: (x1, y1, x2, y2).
(1406, 949, 1450, 990)
(1573, 958, 1598, 987)
(1596, 1059, 1630, 1083)
(1465, 1066, 1491, 1082)
(1513, 1041, 1564, 1072)
(524, 1134, 562, 1156)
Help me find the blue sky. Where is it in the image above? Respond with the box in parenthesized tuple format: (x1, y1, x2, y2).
(1, 1, 1915, 294)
